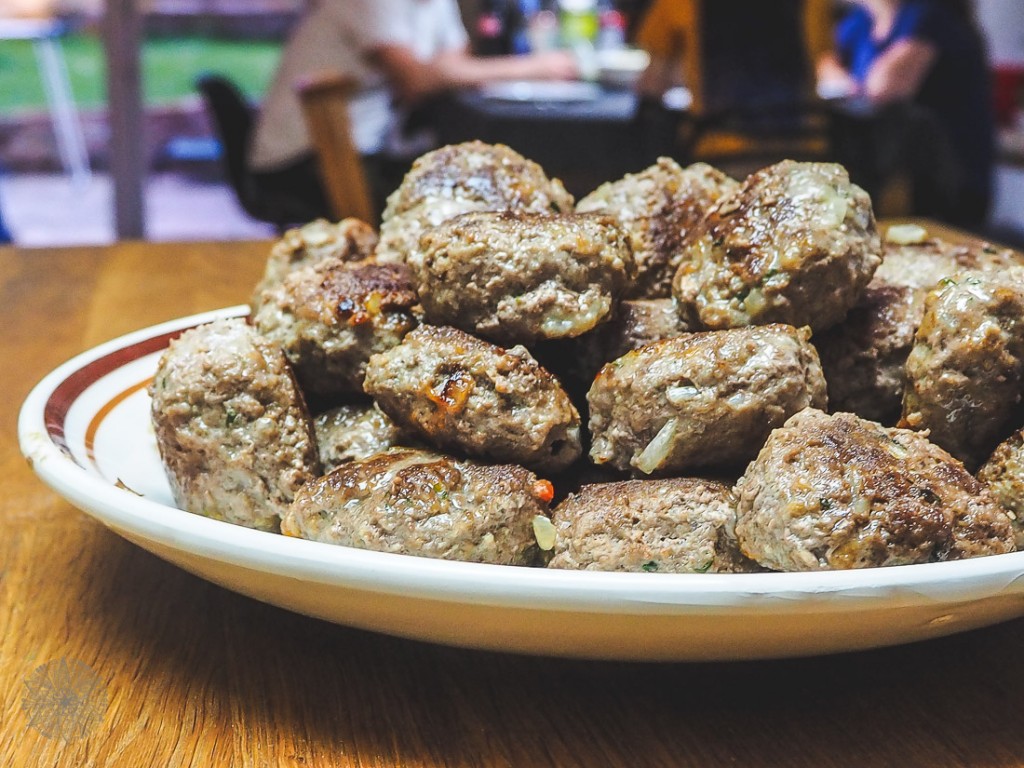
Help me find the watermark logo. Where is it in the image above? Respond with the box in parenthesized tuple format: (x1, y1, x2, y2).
(21, 658, 108, 742)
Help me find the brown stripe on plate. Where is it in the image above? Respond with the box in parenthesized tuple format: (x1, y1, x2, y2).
(83, 377, 154, 471)
(44, 330, 182, 459)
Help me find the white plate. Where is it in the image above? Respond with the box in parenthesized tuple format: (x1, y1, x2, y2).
(596, 47, 651, 89)
(478, 80, 602, 103)
(19, 307, 1024, 661)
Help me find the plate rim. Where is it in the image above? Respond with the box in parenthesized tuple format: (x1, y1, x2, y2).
(18, 306, 1024, 616)
(478, 79, 603, 103)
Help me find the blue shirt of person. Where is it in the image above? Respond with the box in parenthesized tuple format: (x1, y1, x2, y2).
(836, 0, 994, 206)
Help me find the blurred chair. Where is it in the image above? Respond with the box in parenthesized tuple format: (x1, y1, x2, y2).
(630, 90, 692, 170)
(197, 74, 327, 230)
(295, 73, 377, 226)
(674, 0, 833, 170)
(0, 15, 90, 186)
(827, 99, 957, 218)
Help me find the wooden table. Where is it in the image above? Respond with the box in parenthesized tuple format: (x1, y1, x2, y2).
(4, 238, 1024, 767)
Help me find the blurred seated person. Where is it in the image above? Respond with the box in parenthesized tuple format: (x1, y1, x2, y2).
(817, 0, 995, 226)
(634, 0, 832, 105)
(249, 0, 578, 216)
(0, 199, 11, 245)
(633, 0, 691, 98)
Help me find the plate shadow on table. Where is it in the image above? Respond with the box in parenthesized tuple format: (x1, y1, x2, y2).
(76, 529, 1024, 767)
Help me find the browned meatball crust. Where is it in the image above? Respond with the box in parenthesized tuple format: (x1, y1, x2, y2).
(735, 409, 1015, 571)
(416, 211, 635, 345)
(901, 268, 1024, 468)
(150, 318, 321, 532)
(815, 280, 923, 424)
(251, 218, 378, 312)
(314, 402, 417, 471)
(877, 232, 1021, 290)
(588, 324, 827, 475)
(577, 159, 739, 299)
(569, 298, 694, 384)
(549, 478, 754, 572)
(377, 141, 573, 268)
(978, 428, 1024, 547)
(254, 258, 419, 397)
(673, 160, 881, 332)
(364, 325, 582, 471)
(816, 236, 1023, 424)
(282, 449, 553, 565)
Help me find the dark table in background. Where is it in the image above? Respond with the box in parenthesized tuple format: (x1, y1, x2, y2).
(436, 86, 678, 196)
(823, 96, 978, 223)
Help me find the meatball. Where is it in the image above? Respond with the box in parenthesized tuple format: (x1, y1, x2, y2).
(816, 236, 1022, 424)
(876, 234, 1021, 290)
(736, 409, 1015, 571)
(314, 402, 417, 471)
(588, 324, 827, 475)
(548, 478, 754, 573)
(251, 218, 378, 312)
(377, 141, 573, 269)
(577, 159, 739, 299)
(254, 258, 419, 397)
(150, 318, 321, 532)
(815, 280, 923, 424)
(416, 211, 635, 345)
(565, 298, 694, 385)
(363, 325, 582, 471)
(901, 268, 1024, 468)
(282, 448, 553, 565)
(978, 428, 1024, 547)
(673, 160, 881, 332)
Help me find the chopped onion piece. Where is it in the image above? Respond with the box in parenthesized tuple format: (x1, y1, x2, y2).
(665, 385, 700, 405)
(634, 418, 678, 475)
(885, 224, 928, 246)
(853, 496, 873, 517)
(743, 287, 766, 316)
(887, 440, 909, 459)
(532, 515, 556, 551)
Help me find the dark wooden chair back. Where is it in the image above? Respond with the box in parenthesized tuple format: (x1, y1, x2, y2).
(197, 73, 330, 229)
(295, 73, 377, 226)
(672, 0, 832, 169)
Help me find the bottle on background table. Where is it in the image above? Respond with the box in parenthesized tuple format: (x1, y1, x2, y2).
(597, 7, 626, 51)
(476, 0, 506, 56)
(527, 6, 560, 52)
(558, 0, 599, 48)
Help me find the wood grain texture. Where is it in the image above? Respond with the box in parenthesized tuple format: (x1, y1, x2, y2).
(3, 235, 1024, 767)
(298, 74, 378, 226)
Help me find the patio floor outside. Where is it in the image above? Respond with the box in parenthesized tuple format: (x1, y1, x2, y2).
(3, 163, 1024, 249)
(0, 170, 273, 247)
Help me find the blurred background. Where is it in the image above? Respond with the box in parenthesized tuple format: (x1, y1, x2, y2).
(0, 0, 1022, 247)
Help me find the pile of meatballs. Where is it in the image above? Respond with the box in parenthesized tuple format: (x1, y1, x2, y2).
(150, 141, 1024, 574)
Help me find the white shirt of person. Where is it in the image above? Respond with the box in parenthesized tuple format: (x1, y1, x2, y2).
(249, 0, 468, 172)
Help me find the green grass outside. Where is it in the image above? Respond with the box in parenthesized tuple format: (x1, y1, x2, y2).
(0, 33, 281, 114)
